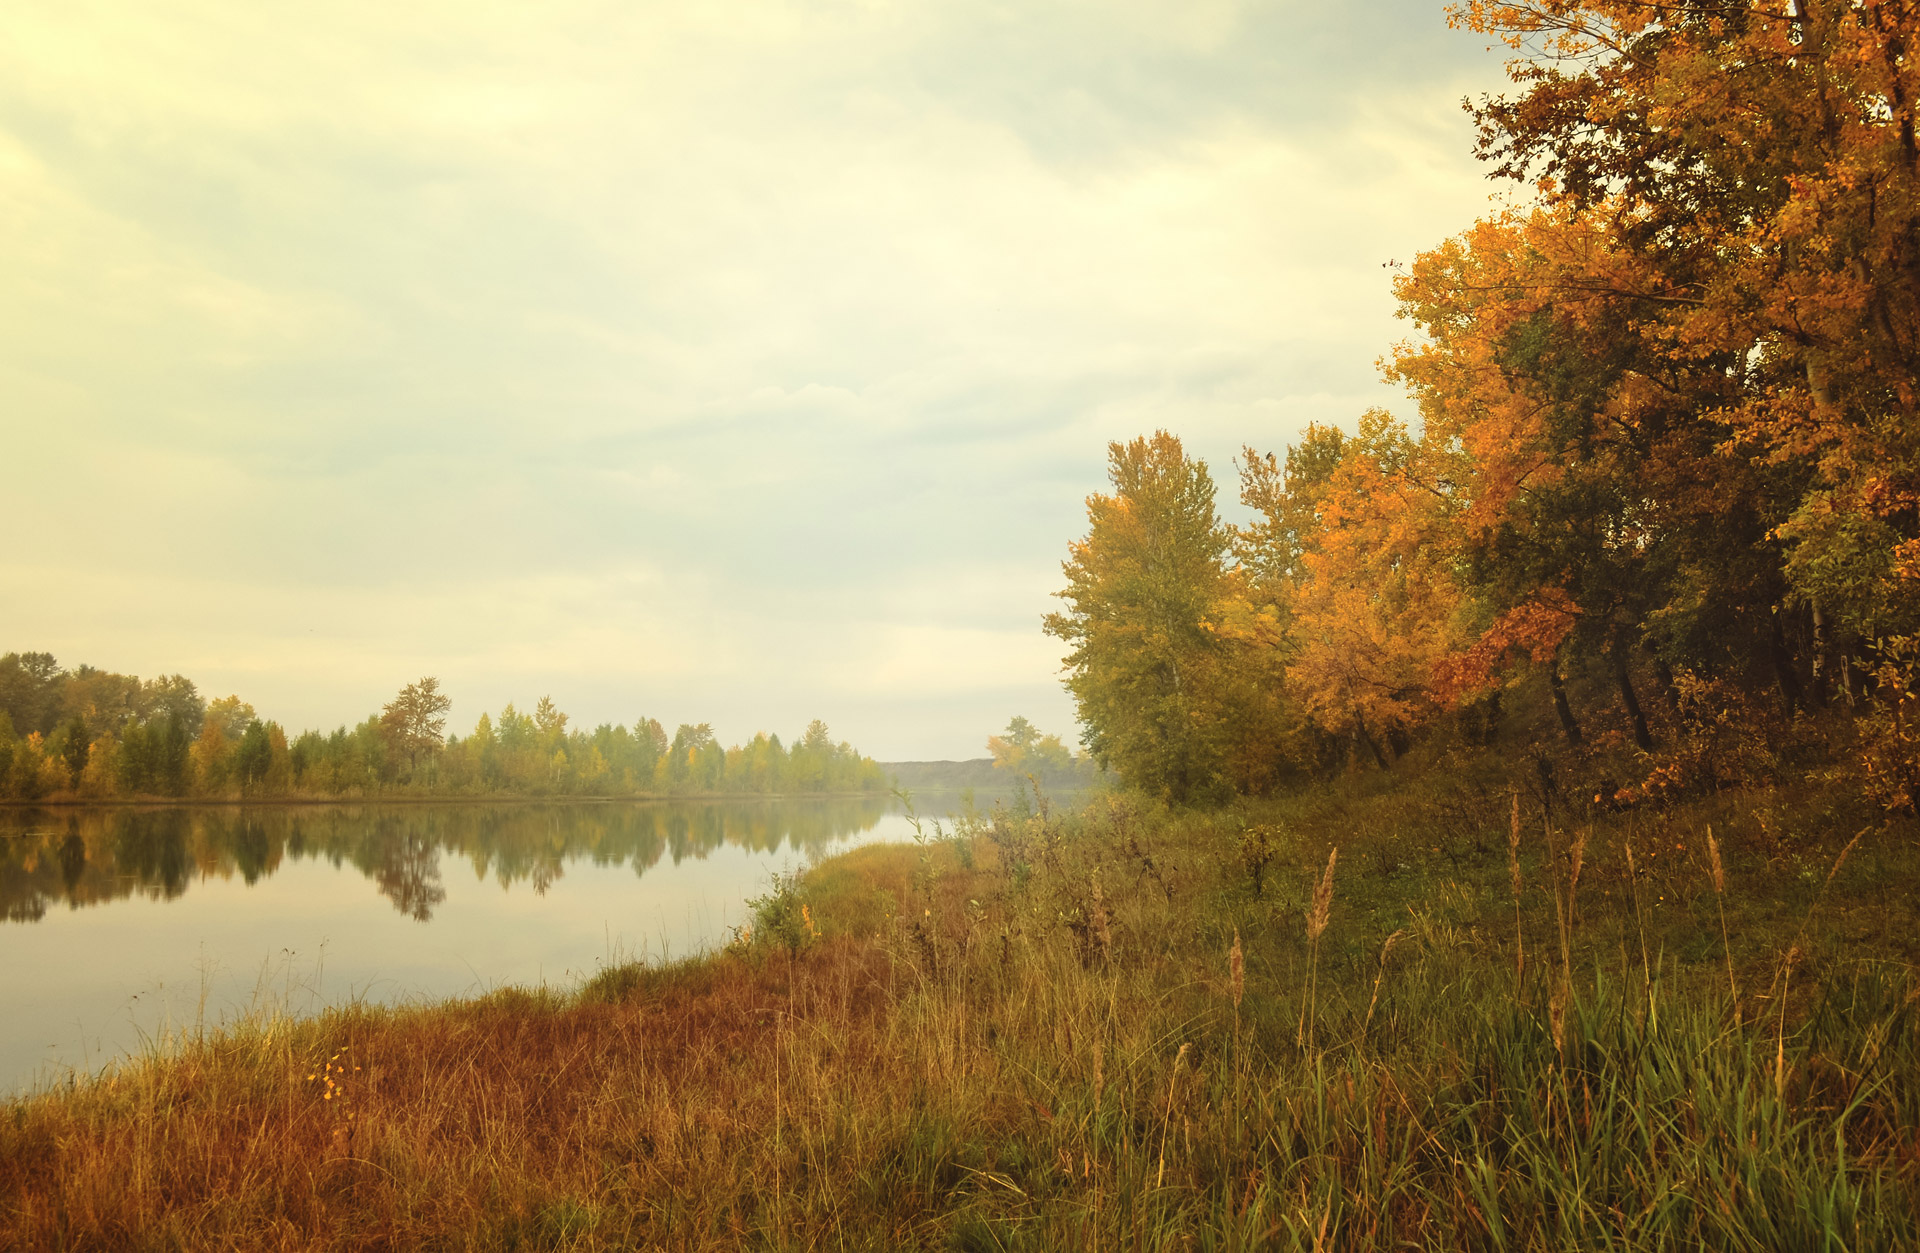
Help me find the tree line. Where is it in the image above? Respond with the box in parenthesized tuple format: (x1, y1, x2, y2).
(0, 657, 887, 801)
(1048, 0, 1920, 808)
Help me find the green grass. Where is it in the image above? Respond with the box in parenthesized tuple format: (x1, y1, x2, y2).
(2, 765, 1915, 1249)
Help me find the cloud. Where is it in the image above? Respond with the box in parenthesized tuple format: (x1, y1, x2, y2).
(0, 0, 1510, 757)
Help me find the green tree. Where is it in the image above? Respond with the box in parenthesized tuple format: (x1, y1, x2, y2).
(59, 715, 90, 788)
(668, 723, 715, 788)
(0, 652, 64, 736)
(157, 713, 191, 796)
(140, 675, 205, 737)
(1045, 432, 1237, 803)
(635, 718, 666, 782)
(233, 720, 272, 793)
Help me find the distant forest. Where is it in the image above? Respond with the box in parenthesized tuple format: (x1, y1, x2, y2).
(0, 655, 887, 801)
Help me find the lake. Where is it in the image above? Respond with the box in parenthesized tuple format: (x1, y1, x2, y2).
(0, 795, 966, 1095)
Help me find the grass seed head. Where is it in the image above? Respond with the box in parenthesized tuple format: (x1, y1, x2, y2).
(1229, 928, 1244, 1008)
(1508, 793, 1523, 900)
(1706, 825, 1725, 894)
(1308, 847, 1338, 943)
(1091, 871, 1113, 962)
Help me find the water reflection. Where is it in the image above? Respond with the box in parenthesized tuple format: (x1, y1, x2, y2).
(0, 797, 946, 1095)
(0, 798, 894, 925)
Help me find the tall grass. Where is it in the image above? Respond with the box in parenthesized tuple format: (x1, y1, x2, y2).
(2, 777, 1915, 1249)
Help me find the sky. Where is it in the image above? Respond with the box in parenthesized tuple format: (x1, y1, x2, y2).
(1, 0, 1513, 760)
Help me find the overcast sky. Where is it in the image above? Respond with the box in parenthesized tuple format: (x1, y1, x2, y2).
(2, 0, 1512, 760)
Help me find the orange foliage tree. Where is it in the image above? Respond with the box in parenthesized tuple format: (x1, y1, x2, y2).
(1451, 0, 1920, 674)
(1238, 414, 1469, 766)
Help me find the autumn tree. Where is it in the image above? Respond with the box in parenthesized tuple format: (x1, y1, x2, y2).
(533, 696, 568, 741)
(1238, 414, 1469, 767)
(1384, 208, 1792, 743)
(380, 677, 452, 778)
(204, 695, 257, 741)
(1452, 0, 1920, 684)
(191, 723, 231, 793)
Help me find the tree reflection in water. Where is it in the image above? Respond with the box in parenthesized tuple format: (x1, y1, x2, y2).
(372, 831, 445, 921)
(0, 798, 893, 923)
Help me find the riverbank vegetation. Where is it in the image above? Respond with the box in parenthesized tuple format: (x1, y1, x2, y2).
(2, 768, 1913, 1249)
(0, 657, 886, 801)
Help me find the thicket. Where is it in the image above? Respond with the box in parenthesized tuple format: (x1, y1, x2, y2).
(0, 654, 886, 801)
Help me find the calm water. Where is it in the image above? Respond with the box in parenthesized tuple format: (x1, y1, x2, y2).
(0, 797, 954, 1094)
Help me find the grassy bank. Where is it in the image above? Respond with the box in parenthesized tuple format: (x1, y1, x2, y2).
(3, 766, 1916, 1250)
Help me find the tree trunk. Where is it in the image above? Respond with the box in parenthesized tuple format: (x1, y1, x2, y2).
(1653, 657, 1680, 712)
(1550, 667, 1583, 746)
(1770, 613, 1805, 711)
(1459, 690, 1502, 746)
(1353, 709, 1389, 771)
(1617, 663, 1654, 750)
(1810, 601, 1830, 709)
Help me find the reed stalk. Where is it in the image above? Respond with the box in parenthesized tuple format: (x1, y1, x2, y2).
(1624, 836, 1653, 1026)
(1155, 1042, 1190, 1189)
(1298, 847, 1338, 1052)
(1359, 929, 1405, 1044)
(1508, 792, 1525, 1000)
(1705, 825, 1738, 1022)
